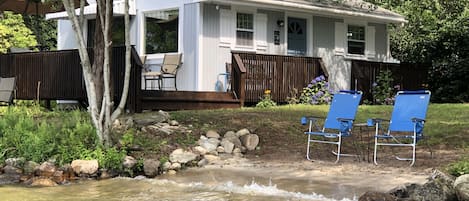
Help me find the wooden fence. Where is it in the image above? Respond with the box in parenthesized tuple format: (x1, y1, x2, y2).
(0, 47, 142, 111)
(351, 60, 429, 102)
(232, 52, 324, 103)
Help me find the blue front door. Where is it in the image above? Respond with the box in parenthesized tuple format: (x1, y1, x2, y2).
(287, 17, 307, 56)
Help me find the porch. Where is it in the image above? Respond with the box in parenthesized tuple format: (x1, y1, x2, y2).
(0, 47, 325, 111)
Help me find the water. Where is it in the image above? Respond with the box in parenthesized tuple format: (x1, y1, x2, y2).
(0, 164, 425, 201)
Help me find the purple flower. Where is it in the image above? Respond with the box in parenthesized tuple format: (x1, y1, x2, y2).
(311, 80, 317, 85)
(324, 82, 329, 88)
(317, 91, 324, 96)
(307, 84, 313, 88)
(372, 82, 378, 87)
(319, 75, 325, 81)
(315, 76, 322, 82)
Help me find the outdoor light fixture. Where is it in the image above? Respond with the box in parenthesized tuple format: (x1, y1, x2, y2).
(277, 20, 284, 27)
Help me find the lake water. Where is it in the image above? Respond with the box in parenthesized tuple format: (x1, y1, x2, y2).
(0, 162, 427, 201)
(0, 167, 363, 201)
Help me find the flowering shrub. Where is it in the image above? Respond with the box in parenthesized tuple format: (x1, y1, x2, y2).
(299, 75, 332, 105)
(372, 69, 399, 105)
(256, 89, 277, 108)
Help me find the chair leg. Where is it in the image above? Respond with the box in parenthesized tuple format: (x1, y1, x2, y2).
(374, 137, 379, 165)
(335, 136, 342, 163)
(174, 76, 177, 91)
(306, 135, 312, 160)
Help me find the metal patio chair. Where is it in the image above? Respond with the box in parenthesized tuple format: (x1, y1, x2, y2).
(0, 77, 16, 105)
(369, 90, 431, 166)
(302, 90, 363, 163)
(143, 53, 182, 91)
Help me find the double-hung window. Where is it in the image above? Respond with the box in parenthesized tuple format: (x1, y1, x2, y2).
(145, 9, 179, 54)
(236, 13, 254, 47)
(347, 25, 365, 55)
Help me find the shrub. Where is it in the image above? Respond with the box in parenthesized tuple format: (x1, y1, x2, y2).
(372, 69, 399, 105)
(448, 159, 469, 177)
(299, 75, 332, 105)
(256, 89, 277, 108)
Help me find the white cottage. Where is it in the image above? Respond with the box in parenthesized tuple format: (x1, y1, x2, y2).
(46, 0, 405, 92)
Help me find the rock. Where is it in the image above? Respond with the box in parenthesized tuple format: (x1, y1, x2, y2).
(0, 174, 20, 185)
(220, 140, 235, 154)
(167, 170, 177, 175)
(134, 111, 169, 126)
(38, 162, 57, 177)
(162, 162, 171, 171)
(197, 159, 208, 167)
(358, 192, 397, 201)
(23, 161, 39, 175)
(30, 178, 57, 187)
(71, 160, 99, 175)
(158, 110, 170, 120)
(193, 146, 208, 155)
(233, 148, 243, 157)
(198, 137, 219, 152)
(123, 156, 137, 169)
(216, 146, 225, 153)
(143, 159, 160, 177)
(60, 164, 76, 181)
(169, 149, 198, 164)
(204, 155, 220, 164)
(240, 134, 259, 151)
(169, 120, 179, 126)
(224, 131, 237, 138)
(125, 117, 135, 128)
(223, 136, 242, 150)
(52, 170, 65, 184)
(99, 169, 112, 180)
(388, 183, 420, 199)
(112, 119, 122, 129)
(3, 165, 22, 175)
(236, 128, 250, 137)
(170, 162, 181, 170)
(5, 158, 25, 168)
(454, 174, 469, 201)
(410, 177, 457, 201)
(206, 130, 220, 139)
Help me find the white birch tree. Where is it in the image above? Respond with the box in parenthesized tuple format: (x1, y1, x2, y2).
(61, 0, 132, 147)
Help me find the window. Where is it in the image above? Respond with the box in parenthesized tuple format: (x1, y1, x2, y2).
(145, 9, 179, 54)
(347, 25, 365, 55)
(236, 13, 254, 46)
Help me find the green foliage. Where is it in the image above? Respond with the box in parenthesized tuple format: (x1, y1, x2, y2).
(372, 69, 397, 105)
(119, 129, 135, 149)
(299, 75, 332, 105)
(0, 11, 37, 53)
(366, 0, 469, 103)
(0, 107, 97, 165)
(256, 90, 277, 108)
(448, 158, 469, 177)
(80, 147, 126, 171)
(23, 15, 57, 50)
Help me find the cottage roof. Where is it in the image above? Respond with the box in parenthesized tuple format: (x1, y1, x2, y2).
(205, 0, 406, 23)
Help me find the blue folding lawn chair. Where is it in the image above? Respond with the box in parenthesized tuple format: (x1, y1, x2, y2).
(302, 90, 362, 163)
(369, 90, 431, 166)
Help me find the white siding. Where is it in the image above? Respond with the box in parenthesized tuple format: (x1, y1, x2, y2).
(334, 22, 345, 55)
(365, 26, 376, 59)
(255, 13, 268, 52)
(181, 3, 199, 91)
(219, 9, 235, 48)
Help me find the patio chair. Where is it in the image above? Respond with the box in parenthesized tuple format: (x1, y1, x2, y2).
(302, 90, 363, 163)
(369, 90, 431, 166)
(0, 77, 16, 105)
(143, 53, 182, 90)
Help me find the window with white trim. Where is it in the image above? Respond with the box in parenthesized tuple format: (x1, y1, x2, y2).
(236, 13, 254, 46)
(145, 9, 179, 54)
(347, 25, 365, 55)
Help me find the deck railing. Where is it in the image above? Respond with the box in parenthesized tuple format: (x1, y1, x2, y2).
(231, 54, 247, 106)
(232, 52, 324, 103)
(0, 47, 143, 111)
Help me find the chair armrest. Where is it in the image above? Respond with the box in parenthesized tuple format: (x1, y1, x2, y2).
(300, 116, 324, 125)
(411, 117, 425, 123)
(337, 118, 354, 122)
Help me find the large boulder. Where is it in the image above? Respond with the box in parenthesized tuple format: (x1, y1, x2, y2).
(409, 170, 457, 201)
(143, 159, 160, 177)
(169, 149, 198, 164)
(5, 158, 25, 168)
(454, 174, 469, 201)
(71, 160, 99, 175)
(388, 183, 420, 198)
(236, 128, 250, 137)
(30, 178, 58, 187)
(198, 136, 219, 152)
(220, 140, 235, 154)
(23, 161, 39, 175)
(206, 130, 220, 139)
(358, 192, 397, 201)
(193, 146, 208, 155)
(240, 134, 259, 151)
(123, 156, 137, 169)
(38, 162, 57, 177)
